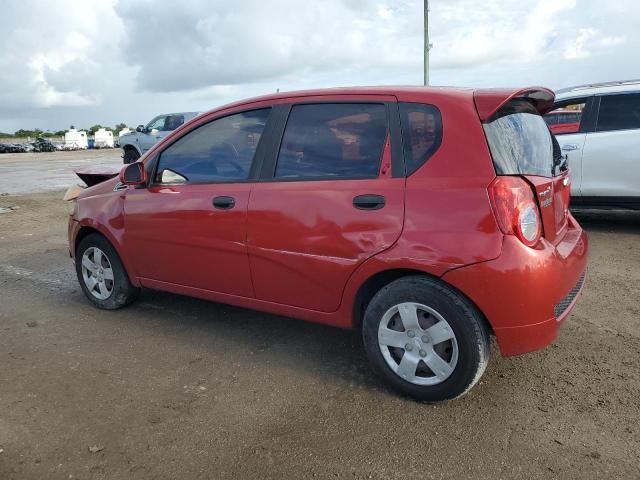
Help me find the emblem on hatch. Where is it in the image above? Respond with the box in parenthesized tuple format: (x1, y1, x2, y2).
(539, 186, 552, 197)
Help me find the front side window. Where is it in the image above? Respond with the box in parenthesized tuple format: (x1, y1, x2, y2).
(596, 93, 640, 132)
(275, 103, 388, 179)
(544, 99, 586, 135)
(155, 108, 270, 184)
(146, 116, 167, 131)
(398, 103, 443, 175)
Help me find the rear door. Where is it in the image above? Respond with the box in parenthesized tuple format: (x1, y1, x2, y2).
(544, 96, 596, 198)
(247, 99, 405, 313)
(581, 92, 640, 201)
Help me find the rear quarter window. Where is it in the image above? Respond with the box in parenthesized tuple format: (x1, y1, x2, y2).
(398, 103, 443, 175)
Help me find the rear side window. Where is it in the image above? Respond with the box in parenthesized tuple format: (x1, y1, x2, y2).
(398, 103, 443, 175)
(596, 93, 640, 132)
(275, 103, 388, 179)
(483, 100, 554, 177)
(155, 108, 270, 184)
(164, 115, 185, 131)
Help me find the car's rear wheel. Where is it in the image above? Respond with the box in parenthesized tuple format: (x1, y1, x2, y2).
(362, 275, 490, 402)
(122, 147, 140, 164)
(75, 233, 139, 309)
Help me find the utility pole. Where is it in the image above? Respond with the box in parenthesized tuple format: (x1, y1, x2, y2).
(423, 0, 430, 86)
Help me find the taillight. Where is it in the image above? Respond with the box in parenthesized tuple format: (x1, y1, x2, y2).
(488, 176, 542, 247)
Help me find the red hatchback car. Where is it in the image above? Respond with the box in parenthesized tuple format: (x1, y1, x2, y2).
(68, 86, 587, 402)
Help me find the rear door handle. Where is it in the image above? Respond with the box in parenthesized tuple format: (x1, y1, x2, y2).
(561, 144, 580, 151)
(213, 196, 235, 210)
(353, 194, 385, 210)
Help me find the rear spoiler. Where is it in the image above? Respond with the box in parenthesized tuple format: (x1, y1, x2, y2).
(474, 87, 555, 121)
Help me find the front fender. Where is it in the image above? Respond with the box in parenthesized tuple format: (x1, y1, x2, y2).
(74, 189, 141, 287)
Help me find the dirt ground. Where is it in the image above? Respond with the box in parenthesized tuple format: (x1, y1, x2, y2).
(0, 153, 639, 479)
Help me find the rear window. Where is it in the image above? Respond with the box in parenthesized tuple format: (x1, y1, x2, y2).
(483, 100, 554, 177)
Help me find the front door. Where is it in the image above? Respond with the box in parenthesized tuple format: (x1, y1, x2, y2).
(137, 115, 167, 153)
(124, 108, 272, 296)
(544, 96, 595, 198)
(247, 101, 405, 313)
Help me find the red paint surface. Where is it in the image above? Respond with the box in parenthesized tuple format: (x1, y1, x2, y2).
(69, 86, 588, 357)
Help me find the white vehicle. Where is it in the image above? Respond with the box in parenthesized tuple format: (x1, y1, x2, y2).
(546, 80, 640, 210)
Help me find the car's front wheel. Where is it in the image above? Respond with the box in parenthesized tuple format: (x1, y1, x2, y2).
(362, 276, 490, 402)
(75, 233, 139, 309)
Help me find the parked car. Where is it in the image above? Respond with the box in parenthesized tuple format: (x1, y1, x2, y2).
(66, 86, 588, 402)
(545, 79, 640, 209)
(120, 112, 201, 164)
(32, 137, 57, 152)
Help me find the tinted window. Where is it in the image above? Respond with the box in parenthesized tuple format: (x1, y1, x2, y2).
(597, 93, 640, 132)
(164, 115, 185, 131)
(399, 103, 443, 175)
(544, 100, 585, 134)
(275, 103, 387, 179)
(484, 100, 554, 177)
(155, 109, 270, 184)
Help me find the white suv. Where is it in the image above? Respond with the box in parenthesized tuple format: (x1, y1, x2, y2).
(545, 80, 640, 210)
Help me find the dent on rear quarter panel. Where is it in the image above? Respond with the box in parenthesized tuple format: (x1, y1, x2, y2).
(395, 90, 503, 271)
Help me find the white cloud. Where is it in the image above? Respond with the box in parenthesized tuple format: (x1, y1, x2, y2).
(0, 0, 639, 132)
(564, 28, 597, 59)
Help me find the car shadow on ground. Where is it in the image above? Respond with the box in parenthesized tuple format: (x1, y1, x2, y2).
(572, 209, 640, 234)
(120, 287, 384, 389)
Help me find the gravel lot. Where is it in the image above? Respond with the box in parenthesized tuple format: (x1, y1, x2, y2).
(1, 151, 639, 479)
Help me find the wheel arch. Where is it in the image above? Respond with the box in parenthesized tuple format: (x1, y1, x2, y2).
(352, 268, 494, 337)
(122, 143, 142, 156)
(74, 224, 141, 287)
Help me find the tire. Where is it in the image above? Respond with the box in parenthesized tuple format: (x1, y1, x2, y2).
(75, 233, 139, 309)
(122, 147, 140, 164)
(362, 275, 490, 402)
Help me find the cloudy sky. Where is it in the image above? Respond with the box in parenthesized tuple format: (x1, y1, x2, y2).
(0, 0, 638, 132)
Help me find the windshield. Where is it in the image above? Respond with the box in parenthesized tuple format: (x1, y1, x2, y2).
(483, 100, 555, 177)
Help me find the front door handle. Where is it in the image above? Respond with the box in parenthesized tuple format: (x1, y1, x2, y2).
(213, 196, 235, 210)
(353, 194, 386, 210)
(561, 144, 580, 151)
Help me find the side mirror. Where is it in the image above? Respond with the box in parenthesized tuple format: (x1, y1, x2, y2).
(136, 125, 145, 133)
(120, 162, 146, 186)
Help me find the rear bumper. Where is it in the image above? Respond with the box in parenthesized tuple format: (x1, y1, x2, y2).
(442, 214, 588, 356)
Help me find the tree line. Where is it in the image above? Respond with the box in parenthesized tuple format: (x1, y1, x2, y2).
(1, 123, 131, 138)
